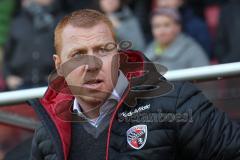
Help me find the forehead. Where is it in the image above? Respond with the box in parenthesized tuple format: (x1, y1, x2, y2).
(152, 15, 175, 24)
(63, 22, 112, 39)
(61, 23, 114, 54)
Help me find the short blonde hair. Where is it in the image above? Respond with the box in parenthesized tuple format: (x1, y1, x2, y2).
(54, 9, 115, 55)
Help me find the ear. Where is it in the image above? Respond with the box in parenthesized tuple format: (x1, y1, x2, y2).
(53, 54, 63, 76)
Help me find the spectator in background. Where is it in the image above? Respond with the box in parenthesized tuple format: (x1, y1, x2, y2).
(156, 0, 212, 58)
(0, 0, 16, 91)
(215, 0, 240, 63)
(3, 0, 63, 90)
(128, 0, 153, 43)
(145, 8, 209, 70)
(186, 0, 227, 18)
(98, 0, 145, 51)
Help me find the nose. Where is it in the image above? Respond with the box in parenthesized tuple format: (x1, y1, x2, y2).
(83, 55, 103, 82)
(85, 55, 103, 72)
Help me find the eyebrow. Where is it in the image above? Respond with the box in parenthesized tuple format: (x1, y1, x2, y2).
(67, 43, 113, 57)
(67, 48, 87, 58)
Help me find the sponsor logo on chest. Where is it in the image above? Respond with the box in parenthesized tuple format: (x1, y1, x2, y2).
(120, 104, 150, 118)
(127, 124, 148, 150)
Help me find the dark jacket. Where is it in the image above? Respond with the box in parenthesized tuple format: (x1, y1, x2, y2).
(3, 8, 63, 88)
(215, 0, 240, 63)
(180, 6, 212, 57)
(29, 50, 240, 160)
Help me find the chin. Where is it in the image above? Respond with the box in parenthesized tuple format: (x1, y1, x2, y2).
(69, 84, 112, 103)
(79, 95, 104, 105)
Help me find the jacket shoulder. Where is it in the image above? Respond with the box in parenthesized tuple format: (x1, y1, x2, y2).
(146, 81, 205, 112)
(158, 81, 198, 100)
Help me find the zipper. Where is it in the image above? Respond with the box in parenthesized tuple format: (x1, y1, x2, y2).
(105, 85, 131, 160)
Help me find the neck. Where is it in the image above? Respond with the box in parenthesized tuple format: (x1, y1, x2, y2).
(75, 97, 102, 119)
(75, 72, 120, 119)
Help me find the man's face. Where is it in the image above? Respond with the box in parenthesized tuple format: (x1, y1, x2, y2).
(55, 23, 119, 104)
(157, 0, 183, 9)
(152, 15, 180, 46)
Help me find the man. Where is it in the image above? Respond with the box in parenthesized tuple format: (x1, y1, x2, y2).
(29, 9, 240, 160)
(3, 0, 62, 90)
(145, 8, 209, 70)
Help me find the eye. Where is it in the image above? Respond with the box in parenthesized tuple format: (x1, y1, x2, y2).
(99, 47, 106, 53)
(72, 51, 86, 57)
(98, 47, 108, 56)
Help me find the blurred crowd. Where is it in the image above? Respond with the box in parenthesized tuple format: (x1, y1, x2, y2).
(0, 0, 239, 91)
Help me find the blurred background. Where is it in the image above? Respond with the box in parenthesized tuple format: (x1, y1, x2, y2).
(0, 0, 240, 159)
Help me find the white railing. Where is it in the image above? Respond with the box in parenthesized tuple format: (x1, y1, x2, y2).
(0, 87, 47, 105)
(0, 62, 240, 130)
(165, 61, 240, 81)
(0, 62, 240, 105)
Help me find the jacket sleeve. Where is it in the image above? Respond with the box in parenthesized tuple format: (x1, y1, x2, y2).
(29, 125, 44, 160)
(176, 82, 240, 160)
(29, 124, 57, 160)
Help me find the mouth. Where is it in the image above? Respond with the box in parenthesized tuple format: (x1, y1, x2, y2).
(82, 79, 104, 89)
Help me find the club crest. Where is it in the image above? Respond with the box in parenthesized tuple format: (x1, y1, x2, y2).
(127, 125, 148, 150)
